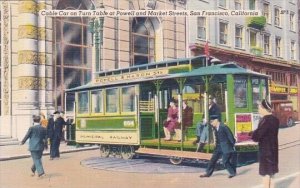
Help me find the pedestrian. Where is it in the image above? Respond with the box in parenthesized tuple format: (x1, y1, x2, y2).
(20, 115, 48, 178)
(193, 96, 221, 147)
(48, 111, 66, 160)
(250, 99, 279, 188)
(40, 112, 48, 128)
(200, 115, 236, 178)
(175, 100, 193, 141)
(193, 120, 209, 152)
(163, 99, 178, 141)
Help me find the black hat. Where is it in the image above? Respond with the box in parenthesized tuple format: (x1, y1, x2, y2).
(209, 115, 219, 121)
(53, 111, 60, 114)
(261, 99, 272, 111)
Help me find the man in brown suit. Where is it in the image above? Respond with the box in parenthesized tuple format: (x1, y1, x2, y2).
(175, 100, 193, 141)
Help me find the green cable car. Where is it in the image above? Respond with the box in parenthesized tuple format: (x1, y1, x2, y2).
(66, 56, 269, 164)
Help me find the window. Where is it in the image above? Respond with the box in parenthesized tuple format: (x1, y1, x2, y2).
(290, 41, 295, 60)
(290, 74, 297, 86)
(290, 12, 295, 31)
(54, 0, 92, 111)
(91, 90, 103, 113)
(234, 76, 248, 108)
(267, 71, 286, 85)
(234, 0, 242, 10)
(197, 17, 206, 40)
(122, 86, 136, 112)
(263, 34, 270, 55)
(252, 78, 260, 109)
(250, 30, 257, 47)
(275, 37, 281, 57)
(106, 88, 119, 113)
(131, 17, 155, 66)
(263, 3, 270, 23)
(249, 0, 255, 10)
(219, 0, 226, 8)
(274, 7, 281, 27)
(78, 91, 89, 114)
(219, 21, 228, 45)
(235, 26, 243, 48)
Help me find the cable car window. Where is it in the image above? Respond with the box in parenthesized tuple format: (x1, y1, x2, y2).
(122, 86, 136, 112)
(91, 90, 103, 113)
(252, 78, 260, 109)
(78, 91, 89, 114)
(183, 85, 202, 113)
(261, 78, 267, 99)
(106, 88, 119, 113)
(234, 76, 248, 108)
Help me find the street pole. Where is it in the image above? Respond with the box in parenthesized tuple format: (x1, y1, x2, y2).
(89, 2, 104, 81)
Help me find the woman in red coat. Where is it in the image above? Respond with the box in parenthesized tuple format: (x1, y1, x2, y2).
(163, 100, 178, 141)
(251, 99, 279, 188)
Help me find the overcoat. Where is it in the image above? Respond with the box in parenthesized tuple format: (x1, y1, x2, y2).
(164, 107, 178, 132)
(21, 124, 47, 151)
(252, 114, 279, 176)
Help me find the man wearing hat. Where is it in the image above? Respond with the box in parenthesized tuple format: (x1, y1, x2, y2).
(20, 115, 48, 178)
(250, 99, 279, 188)
(200, 114, 236, 178)
(47, 111, 66, 160)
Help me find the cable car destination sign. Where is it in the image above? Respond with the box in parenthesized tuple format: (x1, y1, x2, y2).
(94, 68, 169, 84)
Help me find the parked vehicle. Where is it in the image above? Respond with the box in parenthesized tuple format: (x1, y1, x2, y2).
(272, 100, 295, 127)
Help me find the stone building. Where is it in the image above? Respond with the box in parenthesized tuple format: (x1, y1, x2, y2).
(0, 0, 187, 140)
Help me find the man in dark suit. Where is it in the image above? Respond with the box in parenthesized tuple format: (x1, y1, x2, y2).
(200, 115, 236, 178)
(48, 111, 66, 160)
(21, 115, 48, 177)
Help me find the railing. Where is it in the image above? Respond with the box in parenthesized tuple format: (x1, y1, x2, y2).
(250, 46, 263, 56)
(140, 100, 154, 112)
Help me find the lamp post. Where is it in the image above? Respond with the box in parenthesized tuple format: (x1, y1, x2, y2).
(89, 3, 104, 80)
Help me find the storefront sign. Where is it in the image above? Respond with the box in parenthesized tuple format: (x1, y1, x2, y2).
(76, 131, 139, 144)
(94, 69, 169, 84)
(269, 84, 288, 94)
(290, 87, 298, 94)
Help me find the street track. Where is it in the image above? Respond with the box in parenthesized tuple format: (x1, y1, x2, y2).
(279, 140, 300, 150)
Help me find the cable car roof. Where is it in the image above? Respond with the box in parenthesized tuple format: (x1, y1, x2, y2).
(66, 62, 268, 92)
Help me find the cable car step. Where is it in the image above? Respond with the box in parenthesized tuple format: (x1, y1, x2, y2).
(136, 148, 212, 160)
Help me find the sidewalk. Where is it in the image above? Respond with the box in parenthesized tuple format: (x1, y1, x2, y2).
(0, 142, 99, 161)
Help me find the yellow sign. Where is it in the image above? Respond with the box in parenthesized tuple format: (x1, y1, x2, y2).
(76, 131, 139, 144)
(94, 69, 169, 84)
(290, 87, 298, 94)
(269, 84, 288, 94)
(236, 122, 252, 132)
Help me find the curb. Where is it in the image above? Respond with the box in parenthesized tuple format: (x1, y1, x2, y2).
(0, 146, 99, 161)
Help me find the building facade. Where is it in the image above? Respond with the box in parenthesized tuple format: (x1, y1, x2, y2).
(188, 0, 300, 120)
(0, 0, 187, 140)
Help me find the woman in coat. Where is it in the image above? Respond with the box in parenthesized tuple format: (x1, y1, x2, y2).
(251, 99, 279, 188)
(163, 100, 178, 141)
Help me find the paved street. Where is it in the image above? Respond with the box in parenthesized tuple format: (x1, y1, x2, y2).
(0, 124, 299, 188)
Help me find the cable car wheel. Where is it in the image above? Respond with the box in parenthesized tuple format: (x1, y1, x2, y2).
(287, 117, 294, 127)
(120, 145, 135, 160)
(99, 144, 110, 158)
(169, 157, 183, 165)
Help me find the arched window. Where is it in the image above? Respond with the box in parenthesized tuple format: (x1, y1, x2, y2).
(54, 0, 92, 111)
(131, 17, 155, 66)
